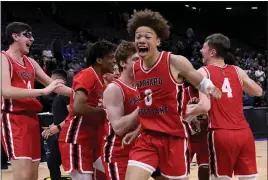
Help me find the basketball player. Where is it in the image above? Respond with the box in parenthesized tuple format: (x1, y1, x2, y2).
(102, 40, 140, 180)
(186, 33, 262, 180)
(125, 10, 222, 180)
(1, 22, 71, 180)
(180, 62, 210, 180)
(58, 40, 117, 180)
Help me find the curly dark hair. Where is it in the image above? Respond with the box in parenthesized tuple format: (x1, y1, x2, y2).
(86, 39, 117, 66)
(127, 9, 170, 39)
(115, 40, 136, 72)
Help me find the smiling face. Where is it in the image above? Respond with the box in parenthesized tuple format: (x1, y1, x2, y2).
(135, 26, 160, 59)
(12, 31, 34, 55)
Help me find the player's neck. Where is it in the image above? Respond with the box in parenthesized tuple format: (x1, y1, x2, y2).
(91, 64, 103, 77)
(119, 71, 135, 88)
(142, 50, 160, 68)
(208, 58, 226, 67)
(6, 45, 24, 61)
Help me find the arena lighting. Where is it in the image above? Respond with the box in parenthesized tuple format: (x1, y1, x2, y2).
(251, 7, 258, 9)
(192, 7, 196, 10)
(185, 4, 189, 7)
(226, 7, 232, 10)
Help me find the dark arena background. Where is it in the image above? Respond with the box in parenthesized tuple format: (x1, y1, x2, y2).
(1, 1, 268, 180)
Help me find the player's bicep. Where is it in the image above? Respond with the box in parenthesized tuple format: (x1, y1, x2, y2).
(237, 66, 263, 96)
(30, 58, 52, 86)
(73, 89, 88, 110)
(1, 55, 12, 90)
(103, 84, 124, 125)
(170, 54, 203, 87)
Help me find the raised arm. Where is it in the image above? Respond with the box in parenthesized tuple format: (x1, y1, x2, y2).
(103, 83, 139, 136)
(236, 66, 263, 96)
(29, 58, 72, 97)
(1, 54, 61, 98)
(170, 54, 222, 99)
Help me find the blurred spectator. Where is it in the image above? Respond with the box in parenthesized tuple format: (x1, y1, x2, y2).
(42, 44, 53, 58)
(51, 36, 63, 67)
(255, 66, 265, 87)
(67, 60, 82, 73)
(62, 41, 76, 62)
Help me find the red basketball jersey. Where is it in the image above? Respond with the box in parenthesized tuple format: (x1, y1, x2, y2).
(1, 51, 43, 113)
(59, 67, 105, 145)
(203, 65, 249, 130)
(134, 51, 187, 137)
(180, 86, 208, 142)
(103, 79, 140, 163)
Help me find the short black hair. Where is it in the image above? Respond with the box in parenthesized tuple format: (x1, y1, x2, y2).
(52, 69, 67, 80)
(5, 22, 32, 45)
(205, 33, 230, 58)
(86, 39, 117, 66)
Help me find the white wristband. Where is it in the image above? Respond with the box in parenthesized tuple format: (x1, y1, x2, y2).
(196, 77, 214, 93)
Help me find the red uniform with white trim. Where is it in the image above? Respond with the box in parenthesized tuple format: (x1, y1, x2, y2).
(129, 51, 190, 178)
(179, 85, 209, 166)
(58, 67, 105, 174)
(102, 79, 140, 180)
(203, 65, 257, 178)
(1, 51, 43, 161)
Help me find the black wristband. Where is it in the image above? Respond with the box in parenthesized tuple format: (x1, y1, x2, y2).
(57, 124, 62, 131)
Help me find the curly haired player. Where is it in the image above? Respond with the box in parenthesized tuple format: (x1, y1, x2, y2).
(125, 9, 222, 180)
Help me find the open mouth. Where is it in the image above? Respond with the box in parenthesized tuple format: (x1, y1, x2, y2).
(26, 42, 32, 48)
(138, 47, 149, 57)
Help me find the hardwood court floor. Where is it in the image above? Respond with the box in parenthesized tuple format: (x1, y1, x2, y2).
(2, 141, 267, 180)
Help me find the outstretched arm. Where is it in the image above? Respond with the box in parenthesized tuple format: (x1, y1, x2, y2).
(1, 54, 62, 98)
(170, 54, 221, 99)
(30, 58, 72, 97)
(236, 66, 263, 97)
(103, 83, 139, 136)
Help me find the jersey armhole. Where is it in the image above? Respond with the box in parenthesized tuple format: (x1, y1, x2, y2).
(2, 52, 13, 79)
(202, 67, 210, 79)
(167, 52, 184, 85)
(233, 65, 243, 87)
(112, 81, 125, 102)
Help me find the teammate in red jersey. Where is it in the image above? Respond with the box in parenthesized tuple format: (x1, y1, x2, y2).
(1, 22, 71, 180)
(102, 40, 140, 180)
(186, 33, 262, 180)
(178, 63, 209, 180)
(58, 40, 117, 180)
(125, 10, 222, 180)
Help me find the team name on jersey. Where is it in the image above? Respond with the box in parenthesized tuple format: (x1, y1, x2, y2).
(128, 95, 140, 106)
(17, 71, 33, 79)
(139, 106, 169, 116)
(136, 77, 163, 88)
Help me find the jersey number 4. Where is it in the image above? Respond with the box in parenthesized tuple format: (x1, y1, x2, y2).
(222, 78, 232, 98)
(144, 89, 152, 106)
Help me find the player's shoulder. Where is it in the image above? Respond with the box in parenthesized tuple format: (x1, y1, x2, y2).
(104, 81, 122, 97)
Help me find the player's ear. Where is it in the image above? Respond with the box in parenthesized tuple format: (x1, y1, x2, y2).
(96, 58, 103, 65)
(156, 38, 160, 47)
(120, 61, 125, 69)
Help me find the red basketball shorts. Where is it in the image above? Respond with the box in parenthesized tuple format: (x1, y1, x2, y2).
(103, 156, 128, 180)
(128, 131, 190, 179)
(190, 140, 209, 166)
(208, 128, 258, 178)
(59, 142, 93, 174)
(1, 112, 41, 161)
